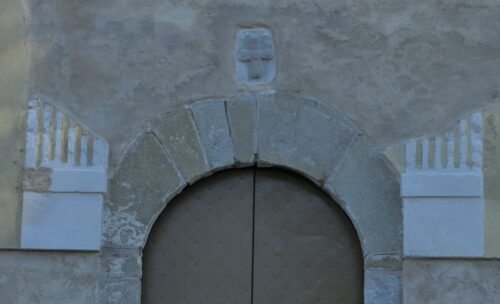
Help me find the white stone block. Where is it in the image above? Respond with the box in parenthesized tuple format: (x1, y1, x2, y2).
(49, 168, 107, 193)
(404, 197, 484, 257)
(21, 192, 103, 250)
(401, 171, 482, 197)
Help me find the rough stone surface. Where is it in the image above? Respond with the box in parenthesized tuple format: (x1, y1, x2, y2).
(100, 278, 141, 304)
(365, 269, 402, 304)
(152, 106, 209, 183)
(257, 91, 358, 182)
(100, 247, 141, 279)
(0, 250, 99, 303)
(226, 95, 257, 165)
(23, 168, 52, 192)
(190, 99, 234, 169)
(404, 259, 500, 304)
(324, 135, 402, 256)
(104, 133, 185, 248)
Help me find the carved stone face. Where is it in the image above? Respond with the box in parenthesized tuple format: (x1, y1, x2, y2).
(235, 28, 276, 85)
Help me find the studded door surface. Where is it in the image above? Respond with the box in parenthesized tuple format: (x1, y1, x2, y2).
(142, 168, 363, 304)
(253, 169, 363, 304)
(142, 169, 254, 304)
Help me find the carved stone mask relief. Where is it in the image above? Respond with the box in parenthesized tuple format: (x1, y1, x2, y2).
(235, 28, 276, 85)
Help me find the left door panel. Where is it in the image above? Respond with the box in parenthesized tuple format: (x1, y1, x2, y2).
(142, 169, 255, 304)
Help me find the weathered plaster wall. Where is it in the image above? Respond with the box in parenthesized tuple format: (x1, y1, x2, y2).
(403, 259, 500, 303)
(483, 103, 500, 257)
(0, 0, 28, 248)
(0, 250, 99, 303)
(24, 0, 500, 167)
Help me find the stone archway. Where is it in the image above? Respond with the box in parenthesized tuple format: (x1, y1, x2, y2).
(99, 91, 402, 304)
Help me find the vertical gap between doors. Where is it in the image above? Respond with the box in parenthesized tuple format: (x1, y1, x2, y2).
(250, 167, 256, 304)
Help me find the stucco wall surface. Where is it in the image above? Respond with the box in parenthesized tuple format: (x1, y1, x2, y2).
(0, 250, 99, 303)
(403, 259, 500, 304)
(0, 0, 28, 248)
(483, 103, 500, 257)
(23, 0, 500, 166)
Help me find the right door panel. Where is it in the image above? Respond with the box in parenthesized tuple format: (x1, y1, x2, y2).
(253, 169, 363, 304)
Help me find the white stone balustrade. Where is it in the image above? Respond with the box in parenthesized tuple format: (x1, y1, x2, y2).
(25, 100, 108, 170)
(21, 99, 109, 251)
(402, 112, 484, 257)
(404, 113, 483, 171)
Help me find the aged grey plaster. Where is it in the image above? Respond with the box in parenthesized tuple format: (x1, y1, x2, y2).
(101, 93, 402, 303)
(23, 0, 500, 169)
(404, 259, 500, 304)
(0, 0, 28, 248)
(0, 250, 99, 304)
(22, 168, 52, 192)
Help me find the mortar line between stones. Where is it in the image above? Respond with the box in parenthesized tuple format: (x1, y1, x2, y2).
(254, 94, 260, 161)
(223, 99, 233, 140)
(324, 134, 361, 185)
(223, 99, 237, 164)
(187, 104, 212, 170)
(149, 131, 186, 184)
(251, 167, 256, 304)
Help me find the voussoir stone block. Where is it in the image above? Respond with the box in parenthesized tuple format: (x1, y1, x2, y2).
(105, 133, 185, 248)
(226, 95, 257, 165)
(100, 278, 141, 304)
(100, 247, 141, 279)
(324, 135, 402, 256)
(152, 106, 210, 183)
(365, 269, 402, 304)
(190, 99, 234, 169)
(256, 92, 358, 182)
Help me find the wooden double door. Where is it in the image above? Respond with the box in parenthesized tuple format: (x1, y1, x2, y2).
(142, 168, 363, 304)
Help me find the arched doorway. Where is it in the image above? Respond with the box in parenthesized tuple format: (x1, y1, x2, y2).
(100, 92, 402, 303)
(142, 168, 363, 303)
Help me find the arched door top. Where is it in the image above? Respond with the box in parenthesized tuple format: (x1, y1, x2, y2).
(100, 91, 402, 303)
